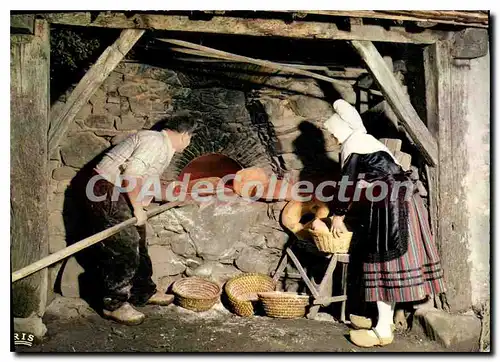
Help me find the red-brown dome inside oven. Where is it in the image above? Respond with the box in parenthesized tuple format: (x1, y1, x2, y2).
(177, 153, 243, 188)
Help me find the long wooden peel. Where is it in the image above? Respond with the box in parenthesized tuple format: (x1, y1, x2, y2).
(170, 47, 331, 71)
(156, 38, 352, 89)
(11, 200, 189, 283)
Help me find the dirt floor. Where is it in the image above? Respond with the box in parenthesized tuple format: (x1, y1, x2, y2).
(17, 297, 448, 353)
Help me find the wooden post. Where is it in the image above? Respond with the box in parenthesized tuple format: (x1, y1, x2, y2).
(423, 44, 440, 243)
(11, 19, 50, 317)
(48, 28, 144, 156)
(423, 40, 490, 312)
(351, 40, 438, 166)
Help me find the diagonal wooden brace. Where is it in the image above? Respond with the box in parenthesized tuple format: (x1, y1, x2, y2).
(48, 28, 144, 156)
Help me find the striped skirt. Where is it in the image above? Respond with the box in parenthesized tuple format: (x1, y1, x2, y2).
(362, 193, 446, 302)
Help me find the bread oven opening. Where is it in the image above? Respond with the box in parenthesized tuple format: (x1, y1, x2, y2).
(177, 153, 243, 189)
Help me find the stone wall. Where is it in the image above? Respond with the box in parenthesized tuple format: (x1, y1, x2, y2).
(47, 62, 338, 299)
(146, 200, 289, 292)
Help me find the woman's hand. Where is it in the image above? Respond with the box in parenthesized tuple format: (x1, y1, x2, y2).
(357, 180, 371, 189)
(332, 215, 348, 238)
(134, 206, 148, 226)
(311, 218, 330, 233)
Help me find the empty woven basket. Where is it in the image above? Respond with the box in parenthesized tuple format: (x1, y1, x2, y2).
(258, 291, 310, 319)
(172, 277, 221, 312)
(225, 273, 276, 317)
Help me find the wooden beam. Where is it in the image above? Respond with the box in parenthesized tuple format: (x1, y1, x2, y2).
(10, 14, 35, 34)
(160, 38, 354, 103)
(41, 12, 449, 44)
(324, 68, 368, 79)
(172, 55, 332, 71)
(351, 40, 438, 166)
(11, 19, 50, 317)
(275, 10, 489, 28)
(451, 28, 489, 59)
(48, 28, 144, 156)
(423, 43, 440, 240)
(172, 55, 367, 78)
(162, 40, 350, 87)
(379, 10, 488, 27)
(423, 47, 440, 137)
(415, 21, 439, 29)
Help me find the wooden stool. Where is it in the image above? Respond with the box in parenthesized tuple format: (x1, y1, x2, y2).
(272, 247, 349, 322)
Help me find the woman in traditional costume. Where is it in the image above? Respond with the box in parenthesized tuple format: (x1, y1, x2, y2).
(323, 99, 446, 347)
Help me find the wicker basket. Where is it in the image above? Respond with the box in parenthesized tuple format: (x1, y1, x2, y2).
(172, 277, 221, 312)
(224, 273, 276, 317)
(309, 229, 353, 254)
(258, 291, 310, 319)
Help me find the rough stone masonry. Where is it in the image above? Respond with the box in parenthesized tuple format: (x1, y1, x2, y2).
(46, 61, 341, 300)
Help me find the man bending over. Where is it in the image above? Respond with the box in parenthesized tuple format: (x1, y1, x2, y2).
(85, 114, 198, 325)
